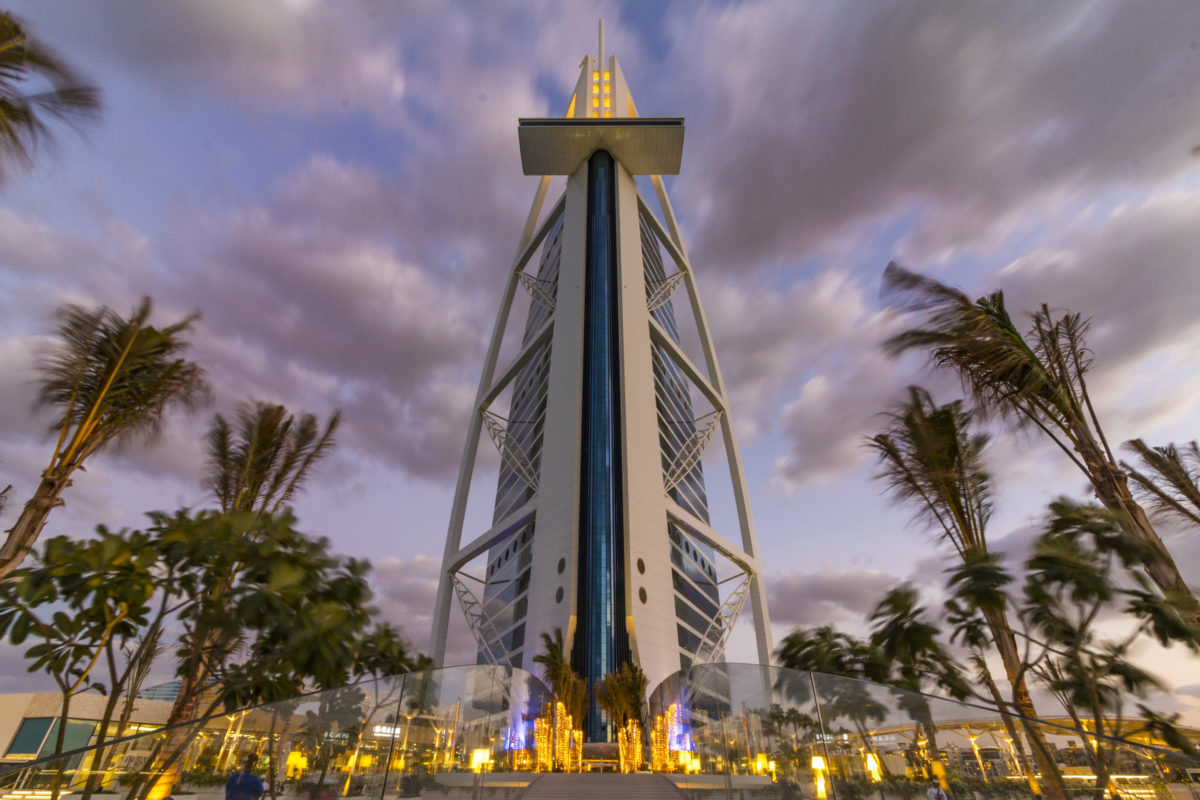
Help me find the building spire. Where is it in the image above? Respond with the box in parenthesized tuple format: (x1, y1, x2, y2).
(598, 18, 604, 72)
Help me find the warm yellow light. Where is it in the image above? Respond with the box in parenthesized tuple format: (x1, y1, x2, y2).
(603, 97, 610, 108)
(592, 84, 599, 93)
(866, 753, 881, 782)
(603, 82, 610, 94)
(591, 111, 598, 118)
(603, 70, 610, 80)
(816, 775, 827, 800)
(603, 110, 611, 117)
(593, 71, 599, 80)
(592, 97, 599, 107)
(812, 755, 826, 770)
(471, 748, 491, 772)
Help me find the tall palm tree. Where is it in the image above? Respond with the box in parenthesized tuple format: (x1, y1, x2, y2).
(206, 400, 342, 515)
(533, 628, 572, 701)
(596, 661, 648, 729)
(867, 386, 1065, 800)
(882, 263, 1196, 619)
(155, 401, 341, 794)
(1121, 439, 1200, 529)
(0, 298, 207, 578)
(0, 11, 101, 182)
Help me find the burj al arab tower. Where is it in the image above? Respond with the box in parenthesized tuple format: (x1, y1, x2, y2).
(430, 28, 773, 739)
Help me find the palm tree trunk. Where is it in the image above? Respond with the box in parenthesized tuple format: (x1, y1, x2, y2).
(1073, 431, 1199, 619)
(982, 608, 1067, 800)
(81, 669, 124, 800)
(979, 670, 1034, 786)
(0, 472, 68, 577)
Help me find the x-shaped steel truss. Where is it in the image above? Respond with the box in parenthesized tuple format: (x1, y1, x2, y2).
(481, 409, 541, 492)
(692, 569, 752, 666)
(450, 571, 513, 666)
(663, 410, 722, 494)
(647, 270, 687, 313)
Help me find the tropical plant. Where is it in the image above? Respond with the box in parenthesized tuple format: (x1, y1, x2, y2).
(0, 530, 162, 800)
(0, 298, 207, 577)
(533, 628, 587, 756)
(1122, 439, 1200, 529)
(867, 385, 1065, 799)
(1020, 498, 1200, 799)
(596, 661, 648, 728)
(206, 400, 342, 515)
(881, 263, 1196, 618)
(776, 627, 893, 773)
(154, 400, 341, 792)
(129, 509, 384, 800)
(0, 10, 101, 182)
(533, 628, 572, 700)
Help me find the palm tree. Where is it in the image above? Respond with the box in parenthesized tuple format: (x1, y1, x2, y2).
(0, 11, 101, 182)
(155, 400, 341, 793)
(867, 385, 1065, 800)
(882, 263, 1196, 618)
(1121, 439, 1200, 529)
(206, 400, 342, 515)
(596, 661, 648, 729)
(533, 628, 572, 701)
(0, 298, 207, 578)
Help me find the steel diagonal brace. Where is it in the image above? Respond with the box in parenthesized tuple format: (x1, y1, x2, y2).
(693, 570, 752, 666)
(663, 410, 722, 494)
(481, 410, 541, 491)
(646, 271, 687, 312)
(517, 271, 556, 313)
(450, 572, 511, 666)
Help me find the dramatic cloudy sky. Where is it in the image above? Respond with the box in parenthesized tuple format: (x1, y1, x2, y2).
(2, 1, 1199, 716)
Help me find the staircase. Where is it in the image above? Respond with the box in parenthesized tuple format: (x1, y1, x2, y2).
(517, 773, 686, 799)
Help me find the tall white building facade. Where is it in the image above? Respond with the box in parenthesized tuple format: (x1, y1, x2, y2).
(429, 41, 772, 739)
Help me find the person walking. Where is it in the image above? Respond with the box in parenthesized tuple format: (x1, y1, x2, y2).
(927, 780, 948, 800)
(226, 755, 264, 800)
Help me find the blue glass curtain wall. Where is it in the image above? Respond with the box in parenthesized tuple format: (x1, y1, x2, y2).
(574, 150, 630, 741)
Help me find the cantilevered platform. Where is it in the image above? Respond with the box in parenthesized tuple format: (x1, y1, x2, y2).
(517, 118, 684, 175)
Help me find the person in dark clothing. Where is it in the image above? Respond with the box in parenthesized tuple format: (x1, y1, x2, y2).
(226, 755, 264, 800)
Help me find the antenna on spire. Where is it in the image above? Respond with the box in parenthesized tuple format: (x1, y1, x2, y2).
(598, 18, 604, 70)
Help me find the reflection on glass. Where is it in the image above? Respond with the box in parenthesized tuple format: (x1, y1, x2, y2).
(0, 664, 1194, 800)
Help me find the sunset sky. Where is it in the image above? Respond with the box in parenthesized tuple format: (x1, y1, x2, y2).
(1, 1, 1198, 717)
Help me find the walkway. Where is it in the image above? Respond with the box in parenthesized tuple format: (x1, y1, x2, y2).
(517, 773, 687, 799)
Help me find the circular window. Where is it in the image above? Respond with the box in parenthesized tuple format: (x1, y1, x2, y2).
(557, 558, 566, 574)
(555, 587, 564, 603)
(636, 558, 645, 574)
(639, 587, 648, 604)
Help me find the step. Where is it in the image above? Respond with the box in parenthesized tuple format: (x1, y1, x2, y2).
(517, 773, 686, 800)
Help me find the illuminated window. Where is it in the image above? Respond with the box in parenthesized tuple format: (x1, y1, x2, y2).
(603, 97, 610, 108)
(592, 84, 599, 94)
(603, 110, 611, 117)
(603, 70, 610, 80)
(592, 71, 599, 81)
(603, 82, 610, 93)
(592, 98, 599, 108)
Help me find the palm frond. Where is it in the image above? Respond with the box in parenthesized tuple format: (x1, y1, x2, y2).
(881, 263, 1082, 454)
(867, 385, 993, 556)
(204, 401, 340, 515)
(0, 11, 100, 178)
(1121, 439, 1200, 529)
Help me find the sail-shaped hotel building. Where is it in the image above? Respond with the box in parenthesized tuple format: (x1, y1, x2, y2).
(430, 34, 772, 738)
